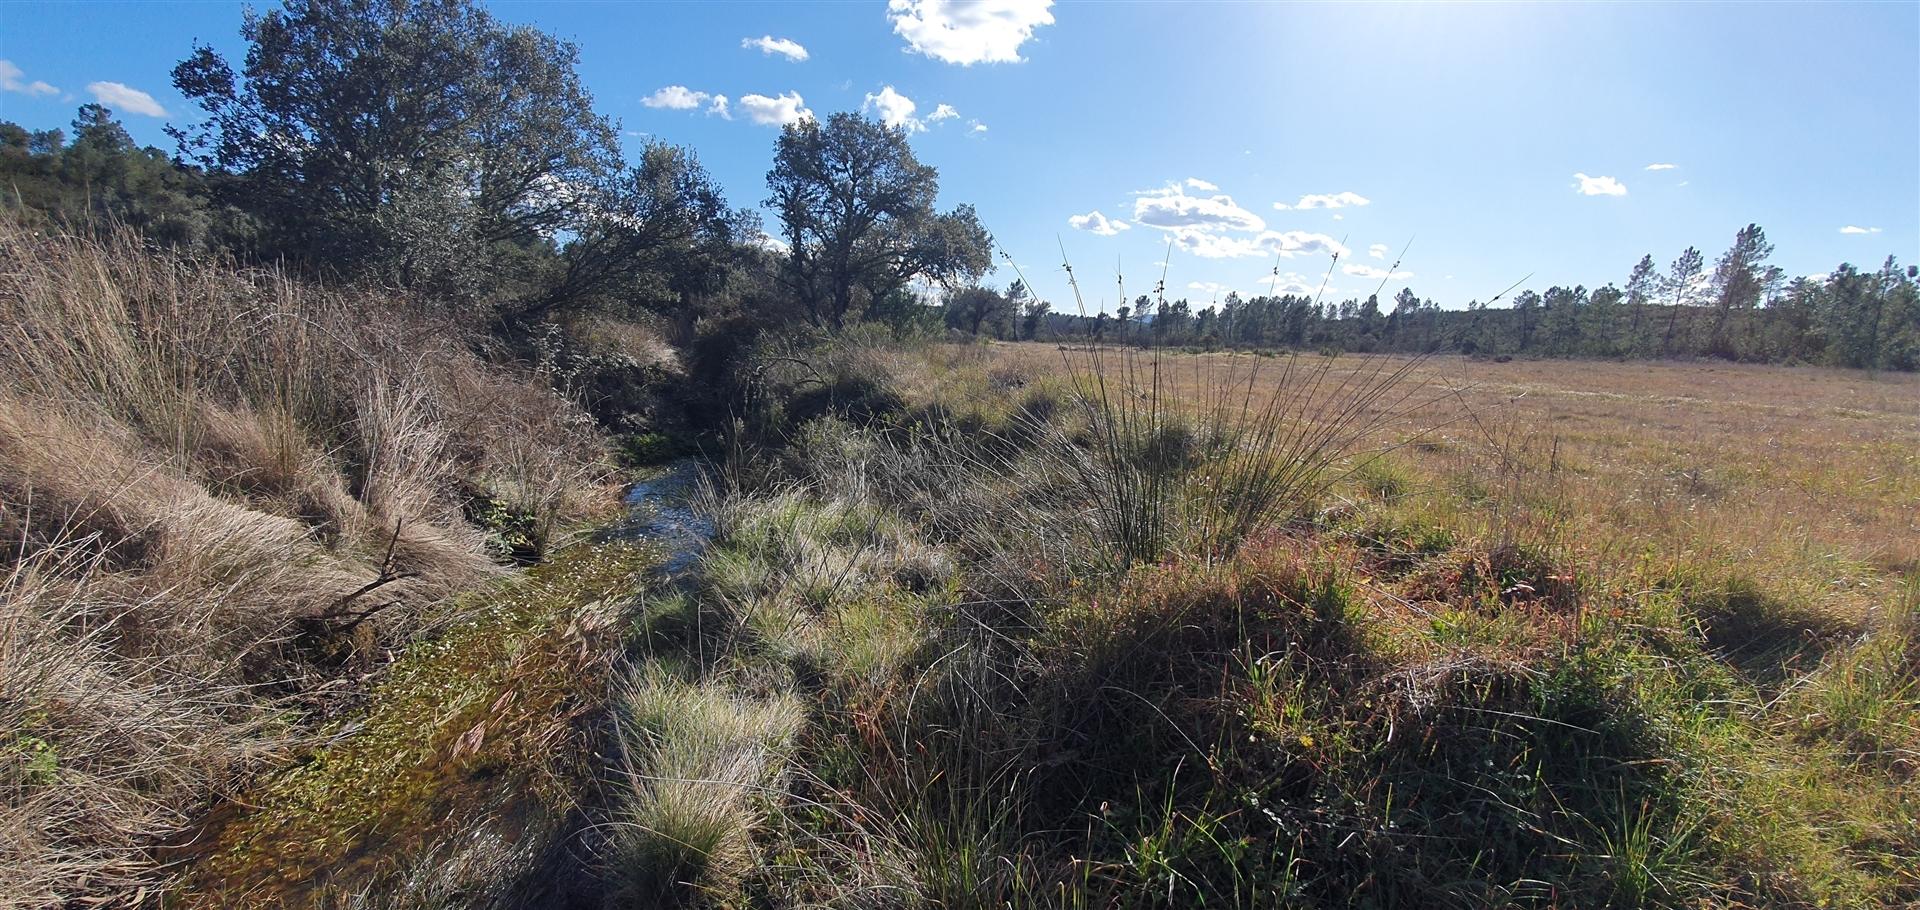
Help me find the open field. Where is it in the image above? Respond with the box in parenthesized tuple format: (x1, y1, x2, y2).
(986, 342, 1920, 620)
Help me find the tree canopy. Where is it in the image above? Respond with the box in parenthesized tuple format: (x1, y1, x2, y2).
(766, 112, 992, 329)
(168, 0, 746, 322)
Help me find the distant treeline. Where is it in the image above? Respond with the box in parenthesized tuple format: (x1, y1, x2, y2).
(941, 230, 1919, 371)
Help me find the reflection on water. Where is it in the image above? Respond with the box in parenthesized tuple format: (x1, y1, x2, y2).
(603, 458, 713, 573)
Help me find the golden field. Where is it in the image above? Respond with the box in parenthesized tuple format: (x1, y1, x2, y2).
(984, 342, 1920, 623)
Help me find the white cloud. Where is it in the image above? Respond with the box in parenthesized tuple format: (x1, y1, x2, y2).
(1256, 270, 1329, 296)
(0, 60, 58, 97)
(1185, 177, 1217, 191)
(1572, 172, 1627, 196)
(738, 91, 813, 126)
(1168, 227, 1347, 260)
(1133, 186, 1266, 233)
(928, 103, 959, 122)
(1068, 210, 1130, 236)
(1839, 225, 1883, 234)
(1188, 281, 1235, 297)
(862, 85, 924, 132)
(642, 85, 711, 110)
(1273, 190, 1370, 210)
(1368, 243, 1388, 260)
(86, 81, 166, 117)
(969, 120, 988, 132)
(888, 0, 1056, 66)
(1644, 163, 1678, 171)
(742, 35, 809, 61)
(1261, 231, 1349, 260)
(708, 94, 731, 119)
(1342, 263, 1414, 281)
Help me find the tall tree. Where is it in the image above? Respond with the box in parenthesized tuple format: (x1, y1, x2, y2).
(1624, 254, 1658, 353)
(1705, 223, 1774, 356)
(765, 112, 992, 329)
(1661, 246, 1705, 355)
(171, 0, 622, 309)
(516, 142, 752, 326)
(945, 285, 1011, 338)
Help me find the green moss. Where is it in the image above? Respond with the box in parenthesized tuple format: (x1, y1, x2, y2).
(174, 542, 661, 906)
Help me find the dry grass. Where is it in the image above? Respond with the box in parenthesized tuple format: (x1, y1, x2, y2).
(988, 343, 1920, 623)
(750, 339, 1919, 906)
(0, 221, 613, 907)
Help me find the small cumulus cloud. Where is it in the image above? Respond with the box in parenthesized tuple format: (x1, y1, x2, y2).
(1839, 225, 1883, 234)
(1273, 191, 1370, 211)
(1188, 281, 1236, 297)
(1134, 185, 1266, 233)
(87, 81, 166, 117)
(1185, 177, 1217, 191)
(642, 85, 711, 110)
(888, 0, 1055, 65)
(862, 85, 924, 132)
(0, 60, 59, 97)
(969, 119, 987, 133)
(928, 103, 959, 123)
(1168, 227, 1346, 260)
(742, 35, 809, 61)
(643, 85, 732, 119)
(1257, 270, 1327, 296)
(738, 91, 813, 126)
(1068, 210, 1130, 236)
(1572, 172, 1627, 196)
(1368, 244, 1388, 260)
(1644, 163, 1678, 171)
(1343, 263, 1413, 280)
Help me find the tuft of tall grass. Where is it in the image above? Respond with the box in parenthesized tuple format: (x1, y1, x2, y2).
(609, 665, 804, 906)
(1031, 343, 1434, 567)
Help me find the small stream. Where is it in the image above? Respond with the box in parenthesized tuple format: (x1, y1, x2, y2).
(602, 458, 715, 573)
(510, 457, 718, 908)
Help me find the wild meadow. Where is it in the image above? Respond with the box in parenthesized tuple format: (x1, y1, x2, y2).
(604, 338, 1917, 909)
(3, 0, 1917, 907)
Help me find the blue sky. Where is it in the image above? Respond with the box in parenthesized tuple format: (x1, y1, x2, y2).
(3, 0, 1915, 312)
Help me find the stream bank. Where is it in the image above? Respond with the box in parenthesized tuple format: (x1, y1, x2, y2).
(164, 462, 713, 908)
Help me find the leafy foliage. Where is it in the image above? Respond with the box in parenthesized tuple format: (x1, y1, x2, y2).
(766, 112, 993, 329)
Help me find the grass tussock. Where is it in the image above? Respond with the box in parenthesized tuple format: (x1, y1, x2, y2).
(609, 666, 804, 906)
(0, 220, 614, 905)
(1039, 345, 1433, 567)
